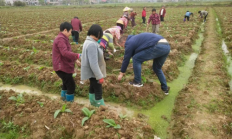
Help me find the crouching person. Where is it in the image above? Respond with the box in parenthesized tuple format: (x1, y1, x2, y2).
(52, 22, 81, 102)
(81, 24, 106, 107)
(117, 33, 170, 95)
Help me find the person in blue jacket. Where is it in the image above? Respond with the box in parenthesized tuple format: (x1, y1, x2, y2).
(117, 33, 170, 95)
(184, 11, 193, 22)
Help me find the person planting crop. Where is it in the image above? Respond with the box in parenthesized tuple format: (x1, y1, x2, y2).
(52, 22, 81, 102)
(123, 7, 131, 21)
(147, 8, 161, 34)
(71, 16, 82, 44)
(99, 33, 117, 60)
(117, 33, 170, 95)
(116, 16, 128, 34)
(81, 24, 106, 107)
(184, 11, 193, 22)
(142, 7, 146, 24)
(159, 6, 166, 22)
(130, 9, 137, 28)
(198, 10, 208, 22)
(104, 26, 122, 47)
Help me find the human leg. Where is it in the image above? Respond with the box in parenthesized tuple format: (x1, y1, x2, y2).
(155, 24, 160, 34)
(89, 78, 104, 107)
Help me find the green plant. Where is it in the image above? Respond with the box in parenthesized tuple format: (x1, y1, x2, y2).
(9, 93, 24, 106)
(0, 62, 3, 66)
(103, 119, 121, 129)
(37, 101, 44, 107)
(31, 46, 38, 55)
(72, 73, 77, 78)
(119, 114, 127, 119)
(54, 104, 72, 118)
(81, 107, 95, 126)
(23, 66, 30, 72)
(141, 76, 147, 83)
(0, 95, 2, 99)
(38, 66, 44, 70)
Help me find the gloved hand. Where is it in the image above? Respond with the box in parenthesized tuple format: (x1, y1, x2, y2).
(113, 49, 117, 53)
(98, 78, 104, 84)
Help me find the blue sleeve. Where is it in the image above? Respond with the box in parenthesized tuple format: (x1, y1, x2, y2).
(120, 44, 133, 73)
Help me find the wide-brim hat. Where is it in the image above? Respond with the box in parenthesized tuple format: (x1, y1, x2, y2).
(123, 7, 130, 12)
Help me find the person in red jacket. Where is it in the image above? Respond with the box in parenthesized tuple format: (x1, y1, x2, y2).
(159, 6, 166, 22)
(71, 17, 82, 44)
(142, 7, 146, 24)
(52, 22, 81, 102)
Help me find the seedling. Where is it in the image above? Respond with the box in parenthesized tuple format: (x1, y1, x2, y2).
(37, 101, 44, 107)
(0, 95, 2, 99)
(119, 114, 127, 119)
(54, 104, 72, 118)
(38, 66, 44, 70)
(9, 93, 25, 106)
(0, 62, 3, 66)
(81, 107, 95, 126)
(141, 76, 147, 83)
(23, 66, 30, 72)
(103, 119, 121, 129)
(72, 73, 77, 78)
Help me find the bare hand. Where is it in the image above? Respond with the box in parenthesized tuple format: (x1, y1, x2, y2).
(108, 52, 113, 56)
(76, 60, 81, 66)
(118, 72, 124, 81)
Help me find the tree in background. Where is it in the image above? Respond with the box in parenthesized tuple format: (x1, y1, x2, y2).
(0, 0, 5, 6)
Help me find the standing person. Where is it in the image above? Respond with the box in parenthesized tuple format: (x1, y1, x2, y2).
(100, 33, 117, 60)
(117, 33, 170, 95)
(71, 17, 82, 44)
(142, 7, 146, 24)
(52, 22, 81, 102)
(198, 10, 208, 22)
(81, 24, 106, 107)
(159, 6, 166, 22)
(184, 11, 193, 22)
(147, 9, 161, 34)
(104, 26, 121, 47)
(130, 9, 137, 27)
(116, 16, 128, 34)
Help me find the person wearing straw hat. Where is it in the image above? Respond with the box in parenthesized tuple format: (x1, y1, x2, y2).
(123, 7, 131, 21)
(104, 26, 122, 47)
(116, 16, 128, 34)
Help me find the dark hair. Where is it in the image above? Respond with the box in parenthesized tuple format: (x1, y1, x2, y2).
(143, 7, 146, 10)
(105, 30, 111, 34)
(152, 9, 156, 12)
(198, 11, 201, 14)
(60, 22, 73, 32)
(87, 24, 103, 39)
(187, 11, 189, 12)
(119, 35, 128, 44)
(74, 16, 79, 19)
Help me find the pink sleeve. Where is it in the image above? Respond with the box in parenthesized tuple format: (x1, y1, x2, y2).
(116, 29, 120, 40)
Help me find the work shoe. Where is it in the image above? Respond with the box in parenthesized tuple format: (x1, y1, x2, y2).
(95, 99, 105, 107)
(61, 90, 67, 101)
(129, 80, 143, 87)
(66, 94, 74, 102)
(163, 87, 170, 95)
(89, 93, 96, 106)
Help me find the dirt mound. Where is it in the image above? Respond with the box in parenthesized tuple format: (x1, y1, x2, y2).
(0, 90, 155, 139)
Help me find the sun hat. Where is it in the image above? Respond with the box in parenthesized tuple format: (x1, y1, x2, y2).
(123, 7, 130, 12)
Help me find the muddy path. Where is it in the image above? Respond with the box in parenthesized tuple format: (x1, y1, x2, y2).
(170, 8, 231, 139)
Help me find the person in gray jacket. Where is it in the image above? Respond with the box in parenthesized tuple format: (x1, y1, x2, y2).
(198, 10, 208, 22)
(81, 24, 106, 107)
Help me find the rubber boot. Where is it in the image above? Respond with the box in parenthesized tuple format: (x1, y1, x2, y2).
(89, 93, 96, 106)
(66, 94, 74, 102)
(72, 36, 76, 42)
(61, 90, 67, 101)
(95, 99, 105, 107)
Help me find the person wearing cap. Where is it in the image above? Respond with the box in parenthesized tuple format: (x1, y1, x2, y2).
(117, 33, 170, 95)
(81, 24, 106, 107)
(99, 33, 116, 60)
(147, 8, 161, 34)
(198, 10, 208, 22)
(104, 26, 121, 47)
(71, 17, 82, 44)
(116, 16, 128, 34)
(142, 7, 146, 24)
(130, 9, 137, 27)
(159, 6, 166, 22)
(184, 11, 193, 22)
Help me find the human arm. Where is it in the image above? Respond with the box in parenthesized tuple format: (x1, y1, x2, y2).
(57, 40, 80, 61)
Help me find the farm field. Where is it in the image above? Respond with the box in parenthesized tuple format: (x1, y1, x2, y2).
(0, 5, 232, 139)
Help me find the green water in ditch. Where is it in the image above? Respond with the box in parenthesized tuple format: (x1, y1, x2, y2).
(134, 28, 204, 139)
